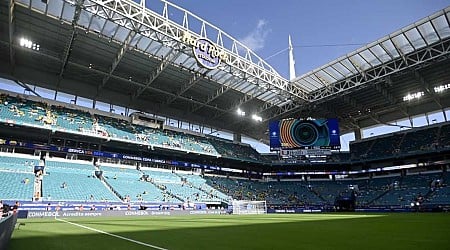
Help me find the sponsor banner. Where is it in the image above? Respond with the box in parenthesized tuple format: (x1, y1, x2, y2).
(181, 32, 229, 69)
(25, 210, 226, 218)
(0, 139, 223, 170)
(274, 209, 296, 213)
(188, 210, 226, 215)
(267, 208, 322, 214)
(27, 211, 103, 218)
(302, 209, 322, 213)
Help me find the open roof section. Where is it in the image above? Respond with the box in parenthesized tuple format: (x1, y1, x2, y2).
(292, 6, 450, 98)
(14, 0, 308, 104)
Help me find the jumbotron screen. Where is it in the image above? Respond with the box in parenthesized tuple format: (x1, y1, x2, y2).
(269, 118, 341, 151)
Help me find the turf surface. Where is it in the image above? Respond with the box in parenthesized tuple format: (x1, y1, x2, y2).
(9, 213, 450, 250)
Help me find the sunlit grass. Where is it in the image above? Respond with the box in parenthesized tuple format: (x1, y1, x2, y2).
(10, 213, 450, 250)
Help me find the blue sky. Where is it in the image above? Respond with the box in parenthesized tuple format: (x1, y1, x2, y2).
(164, 0, 450, 79)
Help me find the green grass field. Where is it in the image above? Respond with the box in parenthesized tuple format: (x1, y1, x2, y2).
(9, 213, 450, 250)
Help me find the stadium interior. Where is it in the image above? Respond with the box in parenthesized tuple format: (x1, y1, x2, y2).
(0, 0, 449, 249)
(0, 0, 449, 218)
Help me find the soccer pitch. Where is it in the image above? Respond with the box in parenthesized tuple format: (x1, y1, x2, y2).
(9, 213, 450, 250)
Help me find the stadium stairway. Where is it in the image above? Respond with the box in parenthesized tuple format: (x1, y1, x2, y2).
(308, 188, 328, 204)
(147, 180, 184, 203)
(99, 166, 169, 203)
(366, 189, 391, 206)
(96, 172, 125, 201)
(42, 160, 121, 202)
(171, 172, 227, 203)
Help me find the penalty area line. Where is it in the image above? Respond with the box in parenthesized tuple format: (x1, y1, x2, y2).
(55, 217, 168, 250)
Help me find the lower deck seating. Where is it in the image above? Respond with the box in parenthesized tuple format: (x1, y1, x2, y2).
(43, 172, 119, 201)
(1, 152, 447, 207)
(428, 187, 450, 204)
(0, 155, 40, 172)
(0, 171, 35, 200)
(101, 166, 178, 203)
(42, 160, 119, 201)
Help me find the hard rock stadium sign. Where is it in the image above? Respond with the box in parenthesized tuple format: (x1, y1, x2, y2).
(181, 32, 229, 69)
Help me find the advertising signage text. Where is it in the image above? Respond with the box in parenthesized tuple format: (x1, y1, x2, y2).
(181, 32, 229, 69)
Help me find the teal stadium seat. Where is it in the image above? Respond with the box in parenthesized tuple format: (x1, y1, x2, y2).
(43, 160, 119, 202)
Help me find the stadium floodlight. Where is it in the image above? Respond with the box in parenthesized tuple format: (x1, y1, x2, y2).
(236, 108, 246, 116)
(252, 114, 262, 122)
(434, 83, 450, 93)
(403, 91, 424, 102)
(19, 38, 32, 48)
(19, 37, 39, 51)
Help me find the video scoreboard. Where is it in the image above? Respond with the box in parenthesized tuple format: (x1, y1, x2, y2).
(269, 118, 340, 152)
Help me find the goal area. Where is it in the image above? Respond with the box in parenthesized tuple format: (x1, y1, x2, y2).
(231, 200, 267, 215)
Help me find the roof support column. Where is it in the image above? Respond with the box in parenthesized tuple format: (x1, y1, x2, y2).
(8, 0, 15, 74)
(354, 128, 362, 141)
(233, 133, 242, 144)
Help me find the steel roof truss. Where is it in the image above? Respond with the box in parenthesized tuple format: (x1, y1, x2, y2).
(373, 80, 409, 117)
(189, 76, 242, 113)
(96, 30, 137, 98)
(78, 0, 309, 101)
(165, 71, 206, 104)
(55, 0, 85, 91)
(414, 70, 442, 108)
(132, 48, 180, 100)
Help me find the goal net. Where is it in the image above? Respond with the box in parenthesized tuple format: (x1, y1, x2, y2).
(232, 200, 267, 215)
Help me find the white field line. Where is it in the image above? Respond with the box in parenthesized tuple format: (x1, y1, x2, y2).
(55, 218, 168, 250)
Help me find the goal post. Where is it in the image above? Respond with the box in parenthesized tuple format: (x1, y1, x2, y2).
(231, 200, 267, 215)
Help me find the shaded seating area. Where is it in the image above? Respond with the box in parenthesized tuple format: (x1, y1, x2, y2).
(261, 181, 324, 206)
(0, 94, 224, 158)
(350, 139, 373, 160)
(0, 95, 48, 126)
(351, 122, 449, 162)
(400, 127, 439, 153)
(439, 123, 450, 148)
(428, 186, 450, 205)
(350, 178, 393, 207)
(209, 139, 261, 162)
(366, 134, 403, 159)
